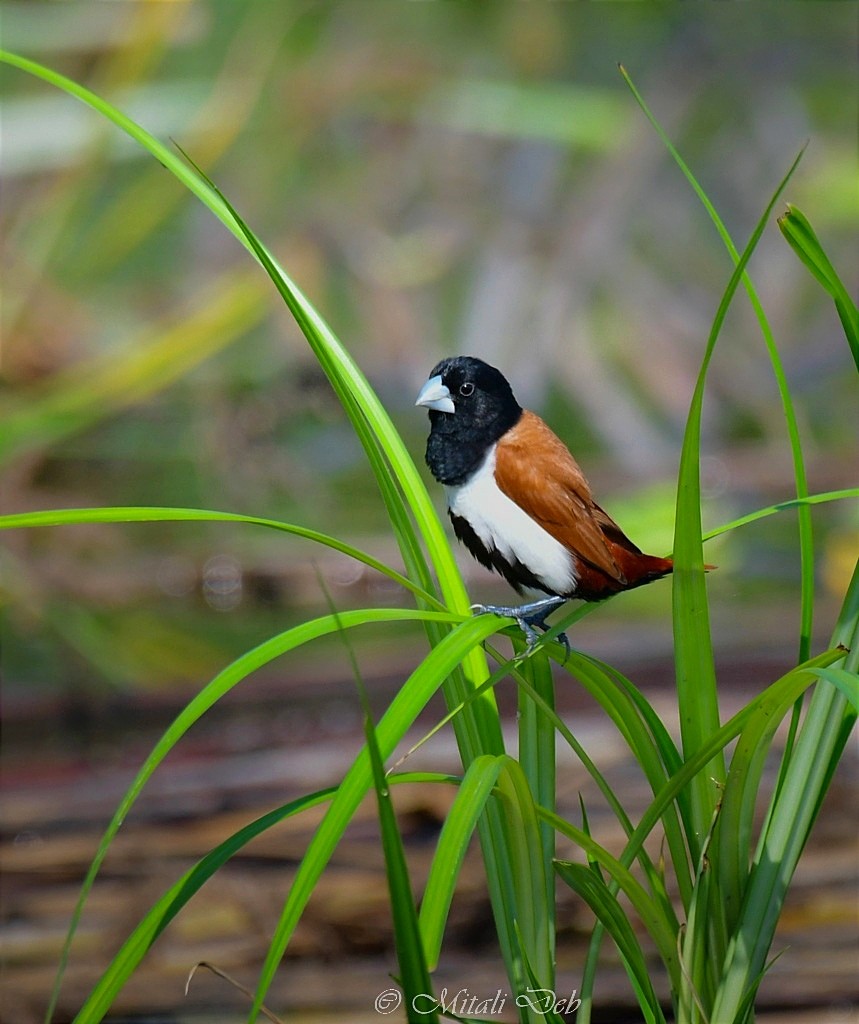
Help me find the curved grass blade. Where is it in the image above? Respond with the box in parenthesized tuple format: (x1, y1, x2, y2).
(714, 674, 857, 1021)
(71, 771, 454, 1023)
(516, 651, 556, 954)
(72, 789, 334, 1023)
(0, 51, 482, 641)
(0, 57, 533, 1006)
(328, 589, 439, 1024)
(363, 705, 438, 1022)
(670, 147, 805, 882)
(165, 138, 477, 629)
(544, 811, 680, 992)
(169, 142, 488, 707)
(510, 664, 677, 932)
(514, 920, 567, 1024)
(401, 642, 677, 939)
(492, 757, 556, 1017)
(247, 614, 502, 1023)
(717, 654, 855, 934)
(716, 701, 791, 936)
(620, 64, 815, 667)
(596, 658, 682, 779)
(702, 488, 859, 542)
(47, 608, 459, 1022)
(419, 755, 503, 971)
(554, 862, 665, 1024)
(555, 651, 692, 908)
(712, 565, 859, 1023)
(548, 647, 843, 1016)
(570, 647, 844, 1024)
(171, 125, 535, 1008)
(778, 203, 859, 371)
(618, 647, 845, 881)
(0, 505, 444, 609)
(171, 149, 461, 643)
(808, 666, 859, 714)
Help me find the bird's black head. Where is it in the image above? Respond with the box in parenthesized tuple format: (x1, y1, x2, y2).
(416, 356, 523, 485)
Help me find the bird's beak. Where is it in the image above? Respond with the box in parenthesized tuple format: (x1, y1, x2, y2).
(415, 375, 455, 414)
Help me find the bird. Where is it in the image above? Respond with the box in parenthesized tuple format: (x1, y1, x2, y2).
(415, 355, 674, 649)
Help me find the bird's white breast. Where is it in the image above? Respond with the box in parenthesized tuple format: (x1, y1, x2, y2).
(445, 446, 577, 595)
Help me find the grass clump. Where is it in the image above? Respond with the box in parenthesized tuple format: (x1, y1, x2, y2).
(1, 49, 857, 1024)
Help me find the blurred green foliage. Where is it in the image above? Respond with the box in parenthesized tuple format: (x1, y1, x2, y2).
(1, 1, 856, 692)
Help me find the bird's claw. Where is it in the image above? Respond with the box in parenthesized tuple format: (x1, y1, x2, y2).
(470, 598, 569, 659)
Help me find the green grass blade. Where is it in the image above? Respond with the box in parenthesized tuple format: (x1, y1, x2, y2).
(514, 923, 568, 1024)
(510, 664, 642, 851)
(515, 666, 680, 961)
(678, 865, 712, 1024)
(71, 789, 335, 1023)
(778, 203, 859, 371)
(716, 698, 793, 937)
(70, 771, 453, 1023)
(455, 649, 680, 939)
(717, 656, 856, 937)
(558, 652, 674, 791)
(555, 862, 665, 1024)
(563, 649, 843, 1023)
(0, 505, 445, 608)
(419, 755, 503, 971)
(46, 608, 459, 1021)
(382, 643, 530, 771)
(407, 642, 674, 924)
(0, 50, 476, 625)
(173, 133, 532, 1010)
(678, 798, 724, 1022)
(702, 488, 859, 541)
(714, 678, 857, 1021)
(247, 614, 501, 1022)
(594, 657, 683, 780)
(185, 164, 441, 605)
(172, 152, 503, 780)
(516, 651, 556, 964)
(557, 651, 692, 908)
(671, 148, 804, 870)
(492, 757, 555, 1020)
(712, 564, 859, 1023)
(807, 666, 859, 714)
(545, 813, 680, 992)
(575, 801, 601, 1024)
(621, 64, 815, 665)
(171, 143, 473, 619)
(722, 662, 858, 911)
(328, 587, 439, 1024)
(610, 647, 844, 961)
(363, 712, 438, 1022)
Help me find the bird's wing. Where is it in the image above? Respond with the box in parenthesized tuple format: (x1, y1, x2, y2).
(494, 411, 628, 582)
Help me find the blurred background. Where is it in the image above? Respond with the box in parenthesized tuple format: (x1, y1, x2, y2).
(1, 3, 857, 1022)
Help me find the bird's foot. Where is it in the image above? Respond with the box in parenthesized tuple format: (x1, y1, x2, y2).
(471, 596, 569, 656)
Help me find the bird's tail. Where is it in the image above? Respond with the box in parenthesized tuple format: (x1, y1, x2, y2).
(623, 553, 717, 590)
(622, 552, 674, 590)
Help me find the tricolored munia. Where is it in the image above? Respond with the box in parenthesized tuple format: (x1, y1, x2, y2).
(416, 355, 676, 648)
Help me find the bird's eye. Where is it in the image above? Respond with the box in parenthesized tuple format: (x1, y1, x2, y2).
(459, 382, 474, 397)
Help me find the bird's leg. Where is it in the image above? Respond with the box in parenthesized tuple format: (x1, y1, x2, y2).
(471, 595, 569, 653)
